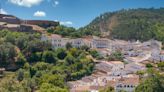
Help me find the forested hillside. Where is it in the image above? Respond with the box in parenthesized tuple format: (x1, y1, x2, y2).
(80, 8, 164, 43)
(0, 30, 94, 91)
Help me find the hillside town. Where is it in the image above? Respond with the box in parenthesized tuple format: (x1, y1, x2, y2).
(41, 33, 164, 92)
(0, 13, 164, 92)
(0, 0, 164, 91)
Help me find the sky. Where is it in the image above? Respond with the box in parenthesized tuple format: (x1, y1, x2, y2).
(0, 0, 164, 28)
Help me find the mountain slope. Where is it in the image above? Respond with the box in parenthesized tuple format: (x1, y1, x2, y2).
(81, 8, 164, 42)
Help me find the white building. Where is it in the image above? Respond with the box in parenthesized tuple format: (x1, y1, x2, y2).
(125, 62, 146, 73)
(41, 34, 49, 41)
(71, 38, 85, 48)
(150, 49, 164, 62)
(95, 61, 112, 74)
(82, 37, 93, 48)
(110, 40, 134, 52)
(92, 36, 110, 48)
(142, 39, 162, 50)
(51, 34, 62, 48)
(42, 34, 112, 49)
(151, 52, 161, 62)
(124, 52, 151, 63)
(160, 50, 164, 61)
(106, 61, 125, 76)
(41, 34, 70, 48)
(115, 75, 139, 92)
(160, 55, 164, 61)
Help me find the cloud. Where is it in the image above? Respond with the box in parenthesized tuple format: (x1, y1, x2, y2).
(34, 11, 46, 17)
(60, 21, 73, 25)
(54, 20, 59, 22)
(52, 0, 59, 7)
(8, 0, 43, 7)
(47, 0, 59, 7)
(0, 9, 8, 14)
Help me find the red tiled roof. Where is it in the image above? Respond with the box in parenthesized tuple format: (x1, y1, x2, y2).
(108, 80, 117, 87)
(51, 34, 62, 38)
(117, 76, 139, 85)
(70, 86, 90, 92)
(160, 50, 164, 55)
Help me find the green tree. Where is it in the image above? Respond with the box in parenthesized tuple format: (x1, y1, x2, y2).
(108, 51, 123, 61)
(17, 69, 24, 82)
(39, 83, 68, 92)
(146, 63, 153, 68)
(158, 62, 164, 71)
(40, 74, 65, 88)
(56, 48, 67, 60)
(16, 52, 26, 67)
(30, 67, 37, 78)
(42, 51, 57, 64)
(80, 45, 90, 51)
(66, 42, 72, 50)
(65, 54, 75, 65)
(99, 86, 115, 92)
(89, 50, 100, 58)
(135, 69, 164, 92)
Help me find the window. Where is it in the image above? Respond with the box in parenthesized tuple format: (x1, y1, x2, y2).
(58, 44, 61, 46)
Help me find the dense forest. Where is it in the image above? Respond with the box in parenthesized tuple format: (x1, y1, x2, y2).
(79, 8, 164, 43)
(48, 8, 164, 43)
(0, 30, 95, 91)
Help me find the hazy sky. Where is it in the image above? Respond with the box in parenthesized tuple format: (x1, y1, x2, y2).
(0, 0, 164, 28)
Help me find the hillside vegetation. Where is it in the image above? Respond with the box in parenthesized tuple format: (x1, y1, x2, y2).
(0, 30, 94, 91)
(80, 8, 164, 43)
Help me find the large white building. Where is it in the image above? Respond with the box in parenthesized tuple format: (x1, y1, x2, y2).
(92, 36, 110, 48)
(41, 34, 70, 48)
(41, 34, 111, 49)
(51, 35, 71, 48)
(71, 38, 85, 48)
(115, 75, 139, 92)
